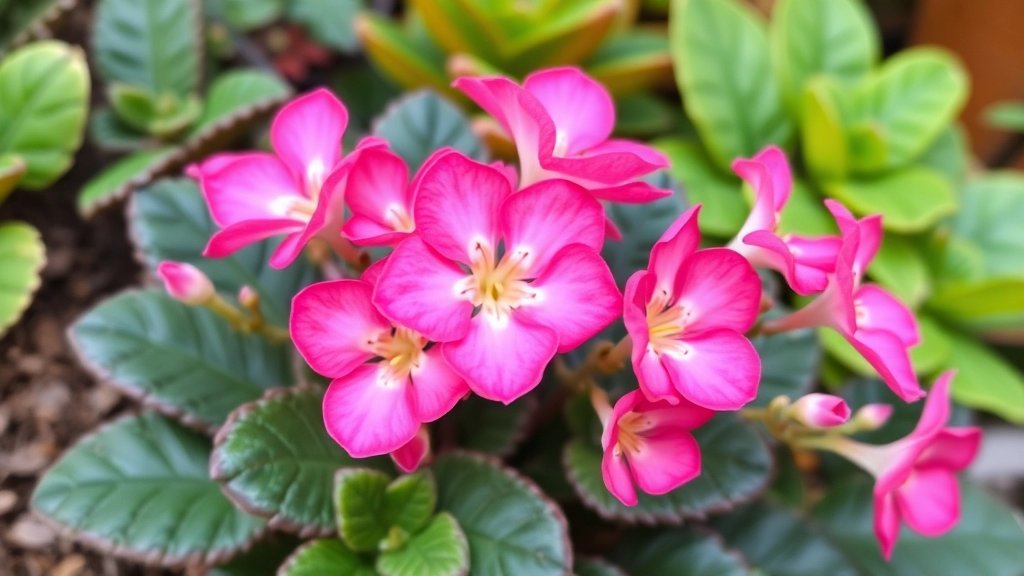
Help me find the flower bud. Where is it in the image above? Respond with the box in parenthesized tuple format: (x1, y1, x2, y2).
(853, 403, 893, 432)
(157, 262, 214, 305)
(789, 393, 851, 429)
(238, 285, 258, 308)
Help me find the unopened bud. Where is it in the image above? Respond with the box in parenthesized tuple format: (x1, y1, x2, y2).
(789, 393, 851, 429)
(853, 403, 893, 431)
(157, 262, 214, 305)
(238, 286, 259, 308)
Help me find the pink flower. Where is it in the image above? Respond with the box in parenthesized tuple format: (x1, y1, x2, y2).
(855, 403, 895, 431)
(454, 67, 671, 238)
(789, 393, 851, 428)
(373, 152, 621, 404)
(601, 390, 714, 506)
(156, 262, 214, 305)
(195, 89, 382, 269)
(763, 201, 925, 402)
(290, 279, 470, 457)
(822, 372, 981, 559)
(390, 425, 431, 473)
(622, 205, 763, 411)
(727, 146, 841, 295)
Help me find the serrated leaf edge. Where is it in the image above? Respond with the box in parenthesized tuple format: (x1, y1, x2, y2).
(0, 222, 45, 336)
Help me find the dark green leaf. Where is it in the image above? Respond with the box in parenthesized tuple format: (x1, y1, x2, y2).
(575, 557, 627, 576)
(611, 528, 747, 576)
(750, 313, 820, 407)
(32, 413, 266, 566)
(376, 513, 469, 576)
(373, 90, 487, 172)
(824, 166, 957, 233)
(451, 393, 535, 457)
(78, 148, 178, 216)
(0, 0, 79, 51)
(278, 539, 376, 576)
(89, 107, 152, 152)
(204, 0, 283, 31)
(207, 535, 300, 576)
(189, 69, 291, 138)
(0, 221, 43, 337)
(655, 138, 745, 237)
(614, 93, 678, 137)
(289, 0, 362, 52)
(945, 173, 1024, 278)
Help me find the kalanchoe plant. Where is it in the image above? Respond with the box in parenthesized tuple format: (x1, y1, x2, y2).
(32, 65, 1024, 576)
(78, 0, 292, 218)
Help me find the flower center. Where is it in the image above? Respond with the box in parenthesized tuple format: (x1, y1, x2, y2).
(367, 326, 427, 385)
(454, 241, 538, 328)
(384, 204, 415, 233)
(854, 297, 869, 327)
(614, 410, 656, 457)
(645, 288, 694, 357)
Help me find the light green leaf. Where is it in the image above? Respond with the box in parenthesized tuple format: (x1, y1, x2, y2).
(278, 539, 375, 576)
(824, 166, 957, 233)
(942, 330, 1024, 423)
(656, 138, 745, 237)
(611, 528, 747, 576)
(69, 290, 293, 431)
(918, 124, 968, 188)
(868, 234, 930, 308)
(778, 177, 837, 236)
(985, 101, 1024, 132)
(586, 29, 673, 97)
(77, 148, 178, 217)
(0, 153, 25, 203)
(357, 12, 454, 98)
(211, 387, 391, 536)
(93, 0, 201, 96)
(335, 469, 436, 552)
(671, 0, 793, 171)
(945, 172, 1024, 278)
(0, 41, 89, 188)
(376, 513, 469, 576)
(927, 278, 1024, 333)
(434, 452, 572, 576)
(771, 0, 878, 112)
(815, 477, 1024, 575)
(289, 0, 362, 52)
(373, 90, 487, 172)
(32, 413, 266, 566)
(565, 414, 771, 523)
(0, 221, 44, 336)
(800, 77, 849, 182)
(820, 314, 950, 378)
(185, 68, 292, 156)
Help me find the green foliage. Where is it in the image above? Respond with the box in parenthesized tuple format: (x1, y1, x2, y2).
(941, 330, 1024, 423)
(986, 101, 1024, 132)
(449, 393, 535, 457)
(335, 469, 436, 551)
(749, 317, 821, 407)
(823, 167, 956, 233)
(32, 413, 266, 566)
(0, 221, 44, 337)
(279, 539, 376, 576)
(373, 90, 488, 171)
(655, 139, 745, 237)
(611, 528, 747, 576)
(0, 0, 78, 52)
(375, 513, 469, 576)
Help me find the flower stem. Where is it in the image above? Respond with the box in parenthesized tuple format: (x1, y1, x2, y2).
(205, 294, 290, 343)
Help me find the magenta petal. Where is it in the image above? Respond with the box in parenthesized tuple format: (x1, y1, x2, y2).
(442, 315, 557, 404)
(360, 256, 389, 287)
(849, 328, 925, 402)
(753, 146, 792, 209)
(409, 347, 470, 423)
(635, 398, 714, 432)
(662, 328, 761, 411)
(648, 205, 702, 294)
(673, 247, 762, 333)
(541, 139, 668, 186)
(271, 88, 347, 187)
(914, 371, 954, 436)
(345, 147, 411, 229)
(515, 244, 621, 353)
(343, 215, 411, 247)
(629, 430, 702, 495)
(523, 67, 614, 156)
(636, 350, 679, 405)
(589, 181, 673, 203)
(391, 431, 429, 473)
(373, 237, 473, 343)
(856, 285, 921, 346)
(269, 231, 308, 269)
(874, 492, 902, 561)
(202, 154, 304, 227)
(917, 427, 982, 472)
(601, 445, 638, 507)
(733, 158, 777, 233)
(743, 230, 828, 296)
(787, 234, 842, 273)
(290, 280, 390, 378)
(414, 152, 511, 262)
(895, 468, 960, 537)
(204, 219, 304, 258)
(625, 272, 680, 405)
(323, 364, 418, 457)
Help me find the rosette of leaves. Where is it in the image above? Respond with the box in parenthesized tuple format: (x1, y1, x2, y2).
(79, 0, 293, 218)
(0, 40, 89, 336)
(0, 0, 78, 53)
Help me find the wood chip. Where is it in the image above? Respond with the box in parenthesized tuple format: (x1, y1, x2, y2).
(0, 490, 18, 515)
(6, 514, 57, 549)
(50, 554, 87, 576)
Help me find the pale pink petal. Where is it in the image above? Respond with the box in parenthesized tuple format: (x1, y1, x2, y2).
(391, 430, 429, 473)
(790, 393, 851, 428)
(895, 468, 960, 537)
(523, 67, 614, 156)
(290, 280, 390, 378)
(856, 285, 921, 346)
(541, 138, 669, 186)
(271, 88, 347, 188)
(601, 445, 638, 506)
(742, 230, 829, 295)
(629, 429, 702, 495)
(874, 492, 902, 561)
(733, 158, 776, 234)
(647, 205, 701, 295)
(156, 262, 213, 305)
(601, 390, 645, 450)
(672, 248, 762, 333)
(515, 244, 621, 352)
(204, 219, 304, 258)
(373, 236, 473, 343)
(662, 328, 761, 411)
(625, 272, 682, 405)
(442, 315, 557, 404)
(186, 153, 242, 183)
(413, 152, 511, 263)
(324, 365, 418, 457)
(634, 397, 715, 432)
(753, 146, 792, 209)
(588, 181, 674, 203)
(202, 153, 303, 227)
(916, 427, 982, 472)
(501, 179, 605, 273)
(409, 347, 470, 422)
(849, 329, 925, 403)
(345, 147, 412, 230)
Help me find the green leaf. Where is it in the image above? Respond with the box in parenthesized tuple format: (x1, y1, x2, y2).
(289, 0, 362, 52)
(204, 0, 283, 31)
(451, 393, 535, 457)
(927, 278, 1024, 333)
(771, 0, 878, 112)
(815, 477, 1024, 575)
(93, 0, 201, 96)
(278, 539, 376, 576)
(565, 414, 771, 523)
(910, 314, 952, 376)
(945, 172, 1024, 278)
(0, 0, 80, 51)
(918, 124, 968, 188)
(576, 558, 627, 576)
(0, 152, 25, 203)
(69, 290, 293, 431)
(191, 69, 292, 138)
(777, 178, 837, 236)
(207, 535, 300, 576)
(824, 166, 957, 233)
(373, 90, 487, 172)
(434, 452, 572, 575)
(356, 12, 453, 97)
(614, 93, 678, 137)
(868, 234, 930, 308)
(0, 41, 89, 189)
(851, 48, 968, 171)
(376, 513, 469, 576)
(335, 469, 437, 552)
(712, 502, 859, 576)
(211, 387, 391, 537)
(656, 138, 745, 237)
(0, 222, 44, 336)
(129, 178, 318, 326)
(941, 330, 1024, 423)
(586, 29, 673, 97)
(750, 315, 820, 407)
(32, 413, 266, 566)
(671, 0, 793, 171)
(611, 528, 747, 576)
(800, 77, 849, 182)
(89, 107, 152, 152)
(107, 83, 161, 133)
(985, 101, 1024, 132)
(77, 148, 178, 217)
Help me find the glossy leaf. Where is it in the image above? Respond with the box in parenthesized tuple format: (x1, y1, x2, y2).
(77, 148, 178, 216)
(0, 41, 89, 189)
(451, 393, 535, 457)
(211, 387, 391, 537)
(671, 0, 793, 171)
(434, 452, 572, 575)
(928, 278, 1024, 333)
(611, 528, 747, 576)
(376, 513, 469, 576)
(373, 90, 487, 171)
(565, 414, 772, 523)
(942, 329, 1024, 423)
(32, 413, 266, 566)
(800, 78, 849, 182)
(656, 138, 745, 237)
(336, 469, 436, 552)
(750, 314, 820, 407)
(777, 178, 837, 236)
(986, 101, 1024, 132)
(868, 234, 930, 308)
(278, 539, 375, 576)
(815, 477, 1024, 575)
(0, 0, 79, 51)
(918, 124, 968, 188)
(90, 107, 152, 152)
(129, 178, 318, 326)
(945, 173, 1024, 278)
(0, 222, 44, 337)
(586, 28, 672, 97)
(93, 0, 200, 96)
(190, 69, 291, 137)
(289, 0, 362, 52)
(824, 166, 957, 233)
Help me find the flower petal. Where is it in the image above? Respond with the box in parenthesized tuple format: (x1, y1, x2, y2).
(541, 138, 669, 186)
(849, 328, 925, 402)
(648, 205, 702, 295)
(290, 280, 390, 378)
(204, 219, 304, 259)
(343, 215, 412, 247)
(391, 429, 429, 473)
(856, 284, 921, 346)
(202, 153, 303, 227)
(345, 146, 411, 230)
(588, 180, 674, 203)
(453, 76, 544, 174)
(629, 429, 702, 495)
(602, 444, 638, 507)
(323, 364, 419, 457)
(662, 328, 761, 411)
(787, 234, 842, 272)
(409, 347, 470, 422)
(523, 67, 614, 156)
(673, 247, 762, 333)
(742, 230, 829, 296)
(753, 145, 792, 210)
(602, 390, 645, 449)
(733, 157, 777, 234)
(625, 272, 681, 405)
(895, 468, 960, 537)
(271, 88, 347, 187)
(917, 427, 982, 472)
(373, 236, 473, 343)
(635, 397, 714, 432)
(874, 492, 902, 561)
(914, 370, 954, 436)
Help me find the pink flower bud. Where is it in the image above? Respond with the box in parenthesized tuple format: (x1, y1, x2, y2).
(854, 403, 894, 431)
(238, 285, 258, 308)
(157, 262, 214, 305)
(790, 393, 851, 428)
